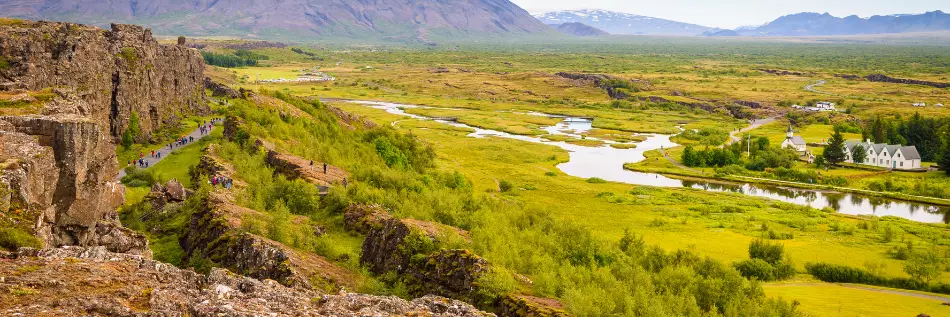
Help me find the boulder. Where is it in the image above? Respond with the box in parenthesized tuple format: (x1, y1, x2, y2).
(343, 203, 392, 234)
(146, 179, 188, 211)
(0, 246, 493, 316)
(164, 179, 186, 201)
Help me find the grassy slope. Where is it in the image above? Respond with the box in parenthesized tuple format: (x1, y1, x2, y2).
(198, 43, 950, 315)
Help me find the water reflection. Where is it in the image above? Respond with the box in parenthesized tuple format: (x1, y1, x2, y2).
(349, 100, 950, 224)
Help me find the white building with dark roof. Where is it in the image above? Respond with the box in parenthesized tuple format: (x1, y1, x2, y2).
(844, 140, 921, 170)
(781, 125, 807, 152)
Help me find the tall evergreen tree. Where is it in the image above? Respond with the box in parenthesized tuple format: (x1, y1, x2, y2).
(941, 136, 950, 176)
(823, 130, 847, 166)
(871, 115, 886, 143)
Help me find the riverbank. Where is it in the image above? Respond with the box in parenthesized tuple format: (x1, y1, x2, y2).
(625, 161, 950, 209)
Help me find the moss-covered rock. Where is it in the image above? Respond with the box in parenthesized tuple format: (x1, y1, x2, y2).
(343, 203, 392, 234)
(498, 294, 571, 317)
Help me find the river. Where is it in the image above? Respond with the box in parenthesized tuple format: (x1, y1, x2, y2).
(348, 100, 950, 224)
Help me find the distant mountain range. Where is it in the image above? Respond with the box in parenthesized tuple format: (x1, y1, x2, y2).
(0, 0, 552, 43)
(733, 11, 950, 36)
(1, 2, 948, 41)
(549, 23, 608, 37)
(534, 9, 717, 36)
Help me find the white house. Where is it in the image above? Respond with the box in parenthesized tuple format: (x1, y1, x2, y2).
(814, 101, 836, 111)
(781, 125, 807, 152)
(844, 140, 921, 170)
(796, 101, 837, 112)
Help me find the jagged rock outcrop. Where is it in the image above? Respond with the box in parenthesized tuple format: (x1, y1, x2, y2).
(865, 74, 950, 88)
(555, 72, 634, 99)
(406, 249, 488, 301)
(205, 77, 241, 99)
(328, 105, 379, 130)
(181, 190, 353, 291)
(0, 246, 494, 316)
(499, 295, 571, 317)
(343, 203, 393, 234)
(361, 217, 485, 300)
(755, 69, 809, 76)
(0, 20, 208, 141)
(734, 100, 763, 109)
(189, 144, 238, 185)
(0, 115, 149, 255)
(265, 150, 350, 187)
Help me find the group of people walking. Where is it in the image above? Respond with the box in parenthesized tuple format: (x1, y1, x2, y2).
(210, 175, 233, 189)
(199, 118, 219, 136)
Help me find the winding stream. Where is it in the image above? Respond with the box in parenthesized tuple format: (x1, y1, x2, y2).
(349, 100, 950, 224)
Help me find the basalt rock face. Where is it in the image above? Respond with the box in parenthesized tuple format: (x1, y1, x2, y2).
(406, 249, 488, 301)
(0, 20, 208, 142)
(0, 115, 148, 255)
(0, 246, 494, 316)
(865, 74, 950, 88)
(556, 72, 630, 99)
(205, 77, 240, 99)
(361, 218, 487, 301)
(181, 189, 354, 292)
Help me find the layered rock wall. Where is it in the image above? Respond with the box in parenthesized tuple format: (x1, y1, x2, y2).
(0, 20, 208, 141)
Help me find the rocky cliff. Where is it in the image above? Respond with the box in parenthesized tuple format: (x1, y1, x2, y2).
(0, 114, 149, 255)
(0, 20, 206, 255)
(0, 20, 207, 141)
(0, 246, 493, 316)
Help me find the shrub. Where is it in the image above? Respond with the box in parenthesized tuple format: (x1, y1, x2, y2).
(749, 239, 785, 265)
(121, 166, 159, 187)
(0, 228, 41, 251)
(498, 180, 513, 192)
(734, 258, 775, 281)
(586, 177, 607, 183)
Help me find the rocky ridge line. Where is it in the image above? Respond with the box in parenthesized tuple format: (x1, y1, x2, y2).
(0, 246, 493, 316)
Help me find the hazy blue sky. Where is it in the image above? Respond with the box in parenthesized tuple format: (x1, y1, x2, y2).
(512, 0, 950, 29)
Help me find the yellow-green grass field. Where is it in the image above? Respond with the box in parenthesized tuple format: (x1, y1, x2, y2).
(764, 283, 950, 317)
(335, 102, 950, 285)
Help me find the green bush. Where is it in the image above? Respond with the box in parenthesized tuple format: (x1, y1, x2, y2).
(749, 239, 785, 265)
(0, 228, 41, 251)
(734, 258, 775, 281)
(498, 180, 513, 192)
(586, 177, 607, 183)
(806, 262, 950, 295)
(121, 166, 159, 187)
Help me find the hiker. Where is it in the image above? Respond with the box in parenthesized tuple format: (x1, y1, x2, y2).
(189, 136, 194, 142)
(310, 160, 314, 168)
(323, 163, 327, 174)
(342, 178, 348, 188)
